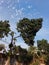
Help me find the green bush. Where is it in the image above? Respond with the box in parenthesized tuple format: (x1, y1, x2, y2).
(33, 60, 39, 65)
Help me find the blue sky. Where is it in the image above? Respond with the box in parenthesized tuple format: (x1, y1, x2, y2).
(0, 0, 49, 48)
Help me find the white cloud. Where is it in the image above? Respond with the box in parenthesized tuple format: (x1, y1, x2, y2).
(12, 6, 15, 10)
(11, 15, 14, 18)
(15, 8, 24, 16)
(28, 5, 32, 9)
(7, 4, 12, 8)
(20, 8, 24, 11)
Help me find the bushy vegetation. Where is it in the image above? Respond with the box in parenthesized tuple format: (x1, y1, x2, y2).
(0, 18, 49, 65)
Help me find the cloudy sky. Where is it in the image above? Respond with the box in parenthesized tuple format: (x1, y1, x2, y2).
(0, 0, 49, 48)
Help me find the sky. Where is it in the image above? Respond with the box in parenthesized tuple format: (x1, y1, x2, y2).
(0, 0, 49, 49)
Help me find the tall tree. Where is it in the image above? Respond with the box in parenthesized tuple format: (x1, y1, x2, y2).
(17, 18, 43, 46)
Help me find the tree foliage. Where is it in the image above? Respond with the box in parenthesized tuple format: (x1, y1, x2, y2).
(0, 20, 10, 38)
(0, 18, 44, 65)
(28, 46, 37, 54)
(17, 18, 43, 46)
(37, 39, 49, 53)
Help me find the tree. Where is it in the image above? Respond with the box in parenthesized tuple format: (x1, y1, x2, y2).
(37, 39, 49, 53)
(17, 18, 43, 46)
(0, 18, 43, 65)
(0, 20, 10, 38)
(16, 46, 33, 65)
(37, 39, 49, 65)
(28, 46, 39, 62)
(28, 46, 37, 54)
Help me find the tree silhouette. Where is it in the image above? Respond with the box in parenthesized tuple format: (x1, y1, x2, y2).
(17, 18, 43, 46)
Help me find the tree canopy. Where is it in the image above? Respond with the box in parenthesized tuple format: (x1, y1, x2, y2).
(17, 18, 43, 46)
(0, 20, 10, 38)
(37, 39, 49, 53)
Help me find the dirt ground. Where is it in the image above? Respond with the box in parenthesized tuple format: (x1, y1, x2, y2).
(40, 63, 45, 65)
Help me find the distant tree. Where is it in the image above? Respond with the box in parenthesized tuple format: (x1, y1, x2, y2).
(17, 18, 43, 46)
(37, 39, 49, 53)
